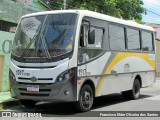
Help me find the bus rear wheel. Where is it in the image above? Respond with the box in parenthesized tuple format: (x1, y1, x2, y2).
(19, 100, 37, 107)
(75, 84, 94, 112)
(122, 79, 141, 100)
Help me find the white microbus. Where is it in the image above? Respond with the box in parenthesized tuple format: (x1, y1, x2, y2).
(9, 10, 155, 112)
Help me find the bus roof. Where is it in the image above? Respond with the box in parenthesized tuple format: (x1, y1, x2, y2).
(22, 10, 154, 32)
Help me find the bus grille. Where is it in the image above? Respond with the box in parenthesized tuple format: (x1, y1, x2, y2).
(17, 82, 53, 97)
(20, 93, 49, 96)
(18, 82, 52, 85)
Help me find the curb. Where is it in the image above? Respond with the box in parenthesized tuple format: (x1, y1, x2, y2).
(0, 99, 20, 111)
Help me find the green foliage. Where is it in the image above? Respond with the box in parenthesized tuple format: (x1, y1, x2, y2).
(45, 0, 146, 23)
(116, 0, 146, 21)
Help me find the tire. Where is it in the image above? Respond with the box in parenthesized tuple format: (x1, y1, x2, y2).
(19, 100, 37, 107)
(75, 84, 94, 112)
(122, 79, 141, 100)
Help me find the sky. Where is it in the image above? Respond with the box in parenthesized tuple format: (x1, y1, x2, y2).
(142, 0, 160, 24)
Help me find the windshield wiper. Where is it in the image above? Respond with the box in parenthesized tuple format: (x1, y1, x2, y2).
(37, 16, 51, 59)
(20, 35, 37, 58)
(40, 33, 51, 59)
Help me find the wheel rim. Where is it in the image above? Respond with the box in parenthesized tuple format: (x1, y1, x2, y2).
(81, 90, 93, 110)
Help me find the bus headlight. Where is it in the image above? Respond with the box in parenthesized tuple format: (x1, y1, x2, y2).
(56, 68, 74, 83)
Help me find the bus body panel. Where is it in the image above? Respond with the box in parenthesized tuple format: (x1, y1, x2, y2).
(77, 52, 155, 97)
(10, 60, 77, 102)
(10, 60, 69, 83)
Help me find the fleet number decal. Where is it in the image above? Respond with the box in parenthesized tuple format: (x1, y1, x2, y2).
(78, 69, 91, 76)
(16, 70, 30, 76)
(79, 69, 87, 76)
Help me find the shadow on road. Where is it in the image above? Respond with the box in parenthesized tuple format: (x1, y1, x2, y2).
(92, 93, 150, 110)
(10, 93, 151, 116)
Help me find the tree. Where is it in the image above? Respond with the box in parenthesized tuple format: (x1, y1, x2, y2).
(42, 0, 146, 23)
(116, 0, 146, 23)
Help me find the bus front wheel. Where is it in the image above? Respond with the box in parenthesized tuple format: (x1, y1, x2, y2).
(122, 79, 141, 100)
(75, 84, 94, 112)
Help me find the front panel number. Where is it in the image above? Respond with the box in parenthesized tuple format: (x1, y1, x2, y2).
(16, 70, 30, 76)
(79, 69, 87, 76)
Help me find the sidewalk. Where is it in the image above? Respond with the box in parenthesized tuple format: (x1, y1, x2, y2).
(0, 91, 19, 111)
(0, 91, 11, 103)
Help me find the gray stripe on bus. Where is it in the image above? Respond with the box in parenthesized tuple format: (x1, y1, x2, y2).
(96, 52, 118, 89)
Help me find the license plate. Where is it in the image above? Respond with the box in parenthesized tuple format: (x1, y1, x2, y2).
(27, 85, 39, 92)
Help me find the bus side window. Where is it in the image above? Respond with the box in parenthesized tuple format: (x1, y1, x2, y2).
(78, 28, 103, 64)
(78, 18, 104, 64)
(79, 24, 90, 63)
(87, 26, 103, 48)
(141, 31, 153, 52)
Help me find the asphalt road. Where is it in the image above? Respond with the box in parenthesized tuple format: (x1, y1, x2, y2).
(1, 80, 160, 120)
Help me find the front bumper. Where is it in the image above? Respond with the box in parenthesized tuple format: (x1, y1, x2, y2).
(9, 69, 77, 102)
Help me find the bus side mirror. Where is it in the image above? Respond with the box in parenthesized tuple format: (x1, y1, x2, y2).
(88, 30, 95, 44)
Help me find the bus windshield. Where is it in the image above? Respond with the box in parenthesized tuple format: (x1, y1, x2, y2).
(12, 13, 77, 61)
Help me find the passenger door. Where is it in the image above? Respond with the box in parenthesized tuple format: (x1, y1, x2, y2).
(78, 17, 108, 77)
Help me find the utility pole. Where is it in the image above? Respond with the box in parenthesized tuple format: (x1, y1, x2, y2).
(95, 7, 97, 12)
(64, 0, 66, 10)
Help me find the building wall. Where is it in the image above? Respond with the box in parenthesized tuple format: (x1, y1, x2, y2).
(156, 25, 160, 78)
(15, 0, 32, 6)
(0, 0, 48, 92)
(0, 31, 14, 92)
(0, 0, 48, 24)
(156, 40, 160, 77)
(32, 0, 49, 10)
(146, 24, 160, 77)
